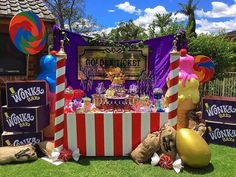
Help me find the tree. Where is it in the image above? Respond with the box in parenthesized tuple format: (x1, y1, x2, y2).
(177, 0, 199, 37)
(154, 13, 172, 35)
(148, 22, 156, 39)
(188, 33, 236, 76)
(148, 13, 184, 38)
(44, 0, 84, 31)
(107, 20, 148, 41)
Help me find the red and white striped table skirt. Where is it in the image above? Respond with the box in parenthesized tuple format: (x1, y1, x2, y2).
(63, 112, 168, 156)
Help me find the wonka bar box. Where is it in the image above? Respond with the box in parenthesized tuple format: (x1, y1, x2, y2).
(205, 121, 236, 147)
(202, 96, 236, 124)
(1, 131, 42, 146)
(6, 81, 48, 107)
(1, 104, 50, 132)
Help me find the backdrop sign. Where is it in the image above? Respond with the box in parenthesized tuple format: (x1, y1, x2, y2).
(77, 46, 149, 80)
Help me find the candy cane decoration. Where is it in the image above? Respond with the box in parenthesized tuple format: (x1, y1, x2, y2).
(54, 40, 67, 150)
(168, 40, 180, 128)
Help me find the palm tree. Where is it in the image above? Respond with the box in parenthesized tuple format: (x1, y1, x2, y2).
(177, 0, 199, 37)
(154, 13, 173, 35)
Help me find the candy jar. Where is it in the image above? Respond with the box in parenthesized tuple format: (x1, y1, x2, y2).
(96, 82, 106, 94)
(93, 82, 106, 108)
(153, 88, 164, 112)
(64, 86, 74, 113)
(129, 84, 138, 95)
(72, 89, 84, 111)
(82, 97, 92, 112)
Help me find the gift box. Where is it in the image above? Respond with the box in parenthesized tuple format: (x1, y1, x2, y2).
(1, 131, 42, 146)
(202, 96, 236, 124)
(1, 104, 50, 132)
(205, 121, 236, 147)
(6, 81, 48, 107)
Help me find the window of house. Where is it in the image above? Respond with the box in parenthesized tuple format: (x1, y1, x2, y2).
(0, 33, 26, 75)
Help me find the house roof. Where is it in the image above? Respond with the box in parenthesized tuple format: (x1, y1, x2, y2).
(0, 0, 55, 22)
(226, 30, 236, 36)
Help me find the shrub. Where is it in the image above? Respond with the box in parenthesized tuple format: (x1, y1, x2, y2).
(188, 34, 236, 78)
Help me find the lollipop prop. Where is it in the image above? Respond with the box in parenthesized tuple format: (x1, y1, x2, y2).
(9, 11, 47, 55)
(193, 55, 215, 83)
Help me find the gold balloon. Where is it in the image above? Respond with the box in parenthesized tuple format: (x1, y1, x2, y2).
(176, 128, 211, 168)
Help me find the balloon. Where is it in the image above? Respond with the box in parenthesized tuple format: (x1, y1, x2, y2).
(9, 11, 47, 55)
(37, 54, 56, 93)
(176, 128, 211, 168)
(193, 55, 215, 83)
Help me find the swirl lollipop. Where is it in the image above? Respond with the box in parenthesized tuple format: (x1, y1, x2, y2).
(9, 11, 47, 55)
(159, 154, 173, 169)
(193, 55, 215, 83)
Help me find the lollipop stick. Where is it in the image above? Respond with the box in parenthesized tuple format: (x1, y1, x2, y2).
(26, 54, 29, 80)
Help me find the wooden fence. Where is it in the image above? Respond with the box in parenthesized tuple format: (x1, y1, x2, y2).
(200, 72, 236, 97)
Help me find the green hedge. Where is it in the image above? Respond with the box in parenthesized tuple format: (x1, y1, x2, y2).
(187, 34, 236, 78)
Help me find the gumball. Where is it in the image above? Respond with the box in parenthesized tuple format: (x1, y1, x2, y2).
(51, 50, 57, 56)
(176, 128, 211, 168)
(159, 154, 173, 169)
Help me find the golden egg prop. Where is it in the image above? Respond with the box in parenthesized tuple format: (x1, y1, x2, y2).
(176, 128, 211, 168)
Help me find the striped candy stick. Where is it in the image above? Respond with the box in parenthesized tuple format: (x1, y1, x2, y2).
(54, 40, 67, 150)
(168, 40, 180, 128)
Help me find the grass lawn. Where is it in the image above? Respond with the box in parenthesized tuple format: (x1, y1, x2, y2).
(0, 144, 236, 177)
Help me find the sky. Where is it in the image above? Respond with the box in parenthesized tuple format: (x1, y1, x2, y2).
(85, 0, 236, 34)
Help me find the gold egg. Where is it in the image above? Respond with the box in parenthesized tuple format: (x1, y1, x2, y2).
(176, 128, 211, 168)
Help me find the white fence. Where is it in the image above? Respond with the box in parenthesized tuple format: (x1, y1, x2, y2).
(201, 72, 236, 97)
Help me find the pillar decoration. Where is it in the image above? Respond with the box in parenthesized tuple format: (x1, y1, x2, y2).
(54, 40, 67, 150)
(168, 40, 180, 128)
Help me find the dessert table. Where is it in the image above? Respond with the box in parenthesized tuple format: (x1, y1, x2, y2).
(62, 112, 168, 156)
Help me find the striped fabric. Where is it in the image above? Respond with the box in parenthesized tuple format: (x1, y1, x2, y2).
(168, 51, 180, 128)
(63, 112, 168, 156)
(54, 41, 67, 150)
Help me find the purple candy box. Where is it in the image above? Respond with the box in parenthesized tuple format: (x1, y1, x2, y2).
(1, 131, 42, 146)
(1, 104, 50, 132)
(6, 81, 48, 107)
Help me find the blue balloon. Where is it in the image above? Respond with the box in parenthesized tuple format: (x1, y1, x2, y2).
(37, 54, 56, 92)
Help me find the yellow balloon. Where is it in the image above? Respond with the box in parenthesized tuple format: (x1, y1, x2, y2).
(176, 128, 211, 168)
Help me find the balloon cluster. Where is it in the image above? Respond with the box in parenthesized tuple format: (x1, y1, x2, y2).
(36, 51, 57, 112)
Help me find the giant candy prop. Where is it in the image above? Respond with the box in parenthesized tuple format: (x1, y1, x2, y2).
(193, 55, 215, 83)
(9, 11, 47, 55)
(166, 49, 200, 129)
(177, 49, 200, 129)
(176, 128, 211, 168)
